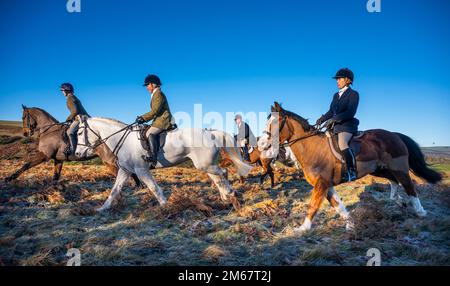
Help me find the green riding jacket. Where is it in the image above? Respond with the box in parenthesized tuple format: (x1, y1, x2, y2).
(66, 94, 89, 122)
(140, 88, 173, 130)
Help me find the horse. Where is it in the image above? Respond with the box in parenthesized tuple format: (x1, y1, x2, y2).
(218, 145, 301, 187)
(219, 146, 275, 186)
(74, 117, 252, 212)
(3, 106, 141, 186)
(258, 102, 442, 234)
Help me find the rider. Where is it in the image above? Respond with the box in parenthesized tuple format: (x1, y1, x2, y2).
(61, 83, 90, 157)
(234, 114, 257, 161)
(315, 68, 360, 182)
(136, 74, 174, 168)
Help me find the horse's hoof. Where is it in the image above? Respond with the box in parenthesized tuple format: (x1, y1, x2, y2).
(293, 226, 308, 236)
(345, 220, 355, 231)
(416, 209, 427, 217)
(293, 219, 312, 235)
(96, 207, 107, 212)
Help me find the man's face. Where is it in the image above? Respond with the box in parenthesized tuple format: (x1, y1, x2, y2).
(235, 118, 241, 125)
(61, 89, 69, 97)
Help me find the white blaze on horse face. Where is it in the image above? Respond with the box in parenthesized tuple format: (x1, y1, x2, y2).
(258, 133, 270, 151)
(258, 114, 277, 151)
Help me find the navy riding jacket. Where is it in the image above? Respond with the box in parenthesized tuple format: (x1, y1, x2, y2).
(322, 87, 360, 134)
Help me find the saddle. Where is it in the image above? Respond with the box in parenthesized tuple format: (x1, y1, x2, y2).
(138, 123, 178, 152)
(326, 131, 364, 163)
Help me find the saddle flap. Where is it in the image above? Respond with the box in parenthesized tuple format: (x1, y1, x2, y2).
(139, 124, 178, 151)
(328, 131, 364, 162)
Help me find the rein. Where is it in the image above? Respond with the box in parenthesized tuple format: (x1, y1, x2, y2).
(24, 108, 67, 137)
(78, 119, 138, 157)
(279, 116, 326, 147)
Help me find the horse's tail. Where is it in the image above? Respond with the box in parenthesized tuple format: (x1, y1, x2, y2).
(394, 132, 442, 184)
(212, 130, 253, 177)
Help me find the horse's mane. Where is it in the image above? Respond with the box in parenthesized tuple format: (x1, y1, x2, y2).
(29, 107, 59, 123)
(279, 106, 313, 132)
(94, 117, 127, 127)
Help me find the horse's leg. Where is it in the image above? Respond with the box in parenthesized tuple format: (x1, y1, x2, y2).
(295, 177, 329, 234)
(388, 180, 407, 208)
(4, 152, 48, 182)
(392, 171, 427, 217)
(326, 187, 354, 230)
(97, 168, 130, 212)
(268, 165, 275, 187)
(135, 168, 167, 205)
(207, 169, 233, 201)
(52, 160, 63, 182)
(370, 169, 404, 205)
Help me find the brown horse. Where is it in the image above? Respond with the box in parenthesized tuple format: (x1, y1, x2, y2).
(259, 102, 442, 234)
(4, 106, 140, 186)
(219, 147, 275, 187)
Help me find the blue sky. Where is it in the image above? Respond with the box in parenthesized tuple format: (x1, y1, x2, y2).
(0, 0, 449, 146)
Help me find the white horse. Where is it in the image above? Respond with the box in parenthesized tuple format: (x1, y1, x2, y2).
(75, 117, 252, 212)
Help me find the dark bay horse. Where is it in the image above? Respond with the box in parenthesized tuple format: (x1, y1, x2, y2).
(4, 106, 140, 186)
(259, 102, 442, 234)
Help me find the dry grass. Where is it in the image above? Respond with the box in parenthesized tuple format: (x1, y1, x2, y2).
(0, 139, 449, 266)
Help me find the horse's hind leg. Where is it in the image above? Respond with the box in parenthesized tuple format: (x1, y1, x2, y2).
(370, 169, 402, 202)
(4, 152, 48, 182)
(392, 171, 427, 217)
(326, 187, 354, 230)
(97, 168, 130, 212)
(52, 160, 63, 182)
(135, 168, 167, 205)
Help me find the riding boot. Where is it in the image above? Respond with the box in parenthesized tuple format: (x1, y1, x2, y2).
(65, 133, 78, 157)
(342, 148, 357, 182)
(142, 134, 159, 168)
(242, 145, 250, 162)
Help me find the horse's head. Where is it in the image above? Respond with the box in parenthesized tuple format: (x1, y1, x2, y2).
(75, 117, 98, 158)
(258, 101, 311, 151)
(21, 105, 37, 137)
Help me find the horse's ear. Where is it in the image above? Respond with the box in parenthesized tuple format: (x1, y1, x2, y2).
(270, 105, 275, 112)
(273, 102, 282, 112)
(22, 104, 26, 110)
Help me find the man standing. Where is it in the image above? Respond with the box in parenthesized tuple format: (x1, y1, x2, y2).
(234, 114, 256, 161)
(61, 83, 89, 157)
(136, 74, 174, 168)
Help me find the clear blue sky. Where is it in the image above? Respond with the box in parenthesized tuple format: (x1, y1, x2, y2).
(1, 0, 449, 146)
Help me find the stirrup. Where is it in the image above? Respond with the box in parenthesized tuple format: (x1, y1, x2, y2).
(141, 155, 157, 166)
(344, 169, 357, 182)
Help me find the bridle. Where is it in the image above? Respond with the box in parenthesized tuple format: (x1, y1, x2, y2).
(23, 108, 37, 136)
(266, 113, 323, 148)
(77, 118, 137, 157)
(23, 108, 67, 137)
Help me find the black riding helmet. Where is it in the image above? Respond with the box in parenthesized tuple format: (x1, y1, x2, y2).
(60, 83, 74, 93)
(333, 68, 354, 82)
(143, 74, 162, 87)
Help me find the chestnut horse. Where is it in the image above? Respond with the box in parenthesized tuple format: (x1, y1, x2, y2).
(3, 106, 140, 186)
(259, 102, 442, 234)
(219, 147, 275, 187)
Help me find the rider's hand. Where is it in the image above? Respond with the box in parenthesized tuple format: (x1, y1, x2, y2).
(136, 116, 146, 124)
(316, 116, 324, 126)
